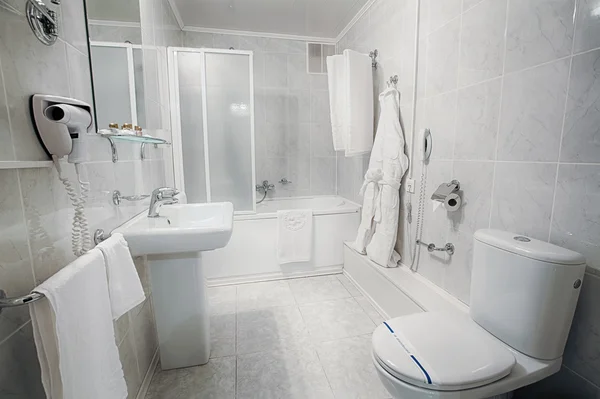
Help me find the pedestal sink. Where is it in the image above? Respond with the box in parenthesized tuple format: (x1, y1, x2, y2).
(113, 202, 233, 370)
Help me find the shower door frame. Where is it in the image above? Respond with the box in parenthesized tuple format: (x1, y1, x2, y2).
(168, 47, 257, 214)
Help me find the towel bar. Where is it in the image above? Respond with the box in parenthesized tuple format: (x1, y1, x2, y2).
(0, 289, 45, 312)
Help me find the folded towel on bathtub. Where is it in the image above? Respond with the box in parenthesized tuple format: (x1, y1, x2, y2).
(277, 209, 313, 264)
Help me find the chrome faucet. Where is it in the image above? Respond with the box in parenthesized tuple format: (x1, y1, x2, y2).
(148, 187, 179, 218)
(255, 180, 275, 193)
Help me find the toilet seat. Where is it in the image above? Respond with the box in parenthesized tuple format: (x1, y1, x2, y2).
(372, 312, 516, 392)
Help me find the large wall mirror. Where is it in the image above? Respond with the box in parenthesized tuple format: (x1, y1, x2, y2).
(84, 0, 146, 131)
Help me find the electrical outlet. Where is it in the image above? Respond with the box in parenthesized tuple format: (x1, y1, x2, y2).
(406, 178, 415, 194)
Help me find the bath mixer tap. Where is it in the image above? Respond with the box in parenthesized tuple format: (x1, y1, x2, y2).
(148, 187, 179, 218)
(256, 180, 274, 192)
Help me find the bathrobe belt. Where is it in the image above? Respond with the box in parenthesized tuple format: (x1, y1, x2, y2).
(359, 169, 401, 223)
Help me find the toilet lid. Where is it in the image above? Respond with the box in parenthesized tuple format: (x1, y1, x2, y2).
(372, 312, 516, 391)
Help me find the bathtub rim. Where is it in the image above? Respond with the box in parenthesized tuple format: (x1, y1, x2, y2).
(237, 195, 361, 220)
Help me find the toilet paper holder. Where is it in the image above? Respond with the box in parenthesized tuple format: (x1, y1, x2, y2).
(431, 179, 460, 202)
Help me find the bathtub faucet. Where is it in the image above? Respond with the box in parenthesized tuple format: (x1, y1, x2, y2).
(256, 180, 274, 193)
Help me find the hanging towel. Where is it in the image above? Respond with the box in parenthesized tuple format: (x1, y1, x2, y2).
(96, 233, 146, 320)
(30, 249, 128, 399)
(344, 49, 374, 157)
(327, 55, 348, 151)
(277, 209, 313, 264)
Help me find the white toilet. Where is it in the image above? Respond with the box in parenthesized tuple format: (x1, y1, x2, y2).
(372, 229, 586, 399)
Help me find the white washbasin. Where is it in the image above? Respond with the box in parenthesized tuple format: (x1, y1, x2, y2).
(114, 202, 234, 256)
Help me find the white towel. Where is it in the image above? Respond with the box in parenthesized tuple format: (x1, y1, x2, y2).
(327, 54, 348, 151)
(277, 209, 313, 264)
(344, 49, 374, 157)
(96, 233, 146, 320)
(30, 249, 128, 399)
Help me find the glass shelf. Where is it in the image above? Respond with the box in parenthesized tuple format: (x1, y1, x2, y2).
(98, 132, 171, 163)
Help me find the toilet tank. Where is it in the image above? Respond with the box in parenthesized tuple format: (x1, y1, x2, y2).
(470, 229, 586, 360)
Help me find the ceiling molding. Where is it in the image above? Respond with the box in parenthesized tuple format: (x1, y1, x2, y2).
(88, 19, 141, 28)
(166, 0, 185, 30)
(182, 26, 336, 44)
(335, 0, 377, 43)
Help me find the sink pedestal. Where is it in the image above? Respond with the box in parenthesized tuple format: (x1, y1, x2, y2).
(148, 252, 210, 370)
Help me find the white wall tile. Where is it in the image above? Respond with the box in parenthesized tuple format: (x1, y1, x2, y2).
(458, 0, 507, 87)
(428, 0, 462, 33)
(491, 162, 556, 240)
(424, 91, 457, 160)
(573, 0, 600, 54)
(426, 18, 460, 97)
(497, 58, 570, 161)
(455, 78, 501, 160)
(562, 49, 600, 163)
(505, 0, 576, 73)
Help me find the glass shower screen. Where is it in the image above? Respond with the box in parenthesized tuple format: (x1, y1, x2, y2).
(172, 49, 256, 213)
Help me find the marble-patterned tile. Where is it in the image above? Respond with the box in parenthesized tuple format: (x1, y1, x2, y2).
(310, 90, 330, 124)
(213, 33, 240, 50)
(491, 162, 556, 241)
(574, 0, 600, 53)
(146, 356, 236, 399)
(550, 164, 600, 271)
(310, 157, 336, 195)
(288, 275, 352, 304)
(428, 0, 462, 33)
(287, 54, 309, 90)
(265, 53, 288, 89)
(66, 45, 94, 112)
(287, 89, 310, 124)
(237, 348, 334, 399)
(236, 280, 296, 312)
(317, 335, 391, 399)
(287, 153, 311, 193)
(264, 38, 305, 54)
(459, 0, 507, 87)
(118, 330, 142, 399)
(336, 274, 362, 297)
(450, 161, 494, 236)
(182, 31, 214, 48)
(455, 78, 501, 160)
(463, 0, 486, 11)
(299, 298, 375, 343)
(0, 57, 14, 161)
(497, 58, 570, 161)
(131, 299, 158, 379)
(210, 313, 236, 359)
(0, 323, 45, 398)
(237, 305, 311, 355)
(208, 285, 237, 315)
(563, 272, 600, 388)
(310, 123, 335, 157)
(426, 18, 460, 97)
(424, 91, 457, 160)
(355, 296, 385, 325)
(444, 229, 475, 304)
(0, 10, 70, 161)
(505, 0, 576, 73)
(0, 170, 35, 343)
(562, 49, 600, 163)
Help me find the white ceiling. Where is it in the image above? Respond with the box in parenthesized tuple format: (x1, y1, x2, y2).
(171, 0, 370, 39)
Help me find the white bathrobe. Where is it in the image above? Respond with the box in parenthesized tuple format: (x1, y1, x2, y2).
(354, 87, 409, 267)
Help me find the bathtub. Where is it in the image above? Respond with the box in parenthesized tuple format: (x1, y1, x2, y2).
(203, 196, 361, 285)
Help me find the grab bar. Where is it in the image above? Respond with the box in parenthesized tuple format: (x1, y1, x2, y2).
(417, 240, 455, 255)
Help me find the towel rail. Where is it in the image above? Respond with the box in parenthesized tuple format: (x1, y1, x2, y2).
(0, 289, 45, 312)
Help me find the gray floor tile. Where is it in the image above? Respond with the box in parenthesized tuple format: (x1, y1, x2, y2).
(236, 280, 296, 311)
(317, 335, 391, 399)
(208, 286, 236, 316)
(299, 298, 376, 343)
(355, 296, 385, 325)
(210, 313, 236, 359)
(288, 275, 352, 304)
(336, 274, 362, 297)
(237, 348, 334, 399)
(237, 305, 312, 355)
(146, 356, 235, 399)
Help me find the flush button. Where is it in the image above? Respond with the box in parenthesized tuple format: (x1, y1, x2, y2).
(514, 236, 531, 242)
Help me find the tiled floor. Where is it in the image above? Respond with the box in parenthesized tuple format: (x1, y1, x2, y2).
(145, 274, 391, 399)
